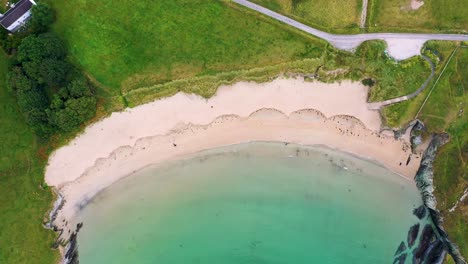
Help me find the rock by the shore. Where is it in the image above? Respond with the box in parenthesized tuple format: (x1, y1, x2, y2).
(395, 241, 407, 256)
(413, 224, 436, 262)
(413, 205, 426, 219)
(393, 253, 407, 264)
(408, 223, 420, 248)
(423, 240, 446, 264)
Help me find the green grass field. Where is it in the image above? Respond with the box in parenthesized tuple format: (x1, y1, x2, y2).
(250, 0, 362, 33)
(0, 52, 59, 263)
(419, 47, 467, 259)
(50, 0, 326, 95)
(368, 0, 468, 33)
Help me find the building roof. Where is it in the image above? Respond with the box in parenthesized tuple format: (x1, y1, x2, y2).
(0, 0, 33, 29)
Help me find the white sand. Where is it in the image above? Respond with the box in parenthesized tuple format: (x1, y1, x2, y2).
(45, 78, 422, 237)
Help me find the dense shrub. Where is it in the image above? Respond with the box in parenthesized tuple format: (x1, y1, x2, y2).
(8, 32, 96, 137)
(362, 78, 376, 87)
(7, 67, 51, 136)
(28, 2, 55, 34)
(17, 33, 66, 63)
(47, 78, 96, 132)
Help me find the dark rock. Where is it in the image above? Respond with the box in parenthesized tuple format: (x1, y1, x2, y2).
(395, 241, 407, 256)
(408, 223, 420, 248)
(63, 222, 84, 264)
(423, 240, 446, 264)
(413, 225, 435, 262)
(406, 155, 412, 165)
(413, 133, 466, 263)
(393, 253, 406, 264)
(413, 205, 426, 219)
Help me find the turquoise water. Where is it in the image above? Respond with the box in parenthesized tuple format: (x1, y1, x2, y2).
(77, 142, 423, 263)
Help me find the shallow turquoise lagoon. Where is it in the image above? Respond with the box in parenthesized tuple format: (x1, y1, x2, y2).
(77, 142, 422, 263)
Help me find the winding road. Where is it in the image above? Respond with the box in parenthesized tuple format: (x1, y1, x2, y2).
(233, 0, 468, 60)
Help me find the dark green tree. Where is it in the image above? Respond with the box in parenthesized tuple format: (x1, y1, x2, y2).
(17, 33, 69, 86)
(48, 96, 96, 132)
(28, 2, 55, 34)
(39, 58, 70, 86)
(17, 33, 66, 64)
(7, 67, 51, 136)
(47, 77, 96, 132)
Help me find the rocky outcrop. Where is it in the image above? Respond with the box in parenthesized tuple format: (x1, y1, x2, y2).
(63, 222, 82, 264)
(413, 133, 466, 264)
(413, 205, 426, 220)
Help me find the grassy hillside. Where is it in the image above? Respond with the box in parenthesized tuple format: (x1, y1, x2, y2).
(368, 0, 468, 33)
(420, 46, 467, 260)
(0, 53, 59, 263)
(50, 0, 326, 94)
(382, 42, 467, 261)
(250, 0, 362, 33)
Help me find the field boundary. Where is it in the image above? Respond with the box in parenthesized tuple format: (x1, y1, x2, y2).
(415, 46, 460, 118)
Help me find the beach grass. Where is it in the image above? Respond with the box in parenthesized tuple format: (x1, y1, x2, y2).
(320, 40, 431, 102)
(0, 52, 59, 264)
(368, 0, 468, 33)
(250, 0, 361, 33)
(125, 40, 432, 106)
(49, 0, 326, 95)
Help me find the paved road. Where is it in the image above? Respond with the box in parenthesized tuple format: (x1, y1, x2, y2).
(233, 0, 468, 57)
(367, 55, 435, 110)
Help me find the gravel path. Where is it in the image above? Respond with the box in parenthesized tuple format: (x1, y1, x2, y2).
(360, 0, 368, 28)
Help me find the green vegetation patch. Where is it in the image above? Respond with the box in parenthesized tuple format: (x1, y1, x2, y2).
(250, 0, 361, 33)
(421, 47, 467, 259)
(321, 40, 431, 103)
(381, 42, 467, 260)
(368, 0, 468, 33)
(0, 52, 59, 264)
(126, 58, 323, 106)
(50, 0, 325, 93)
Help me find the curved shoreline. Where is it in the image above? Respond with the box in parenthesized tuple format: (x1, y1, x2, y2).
(45, 78, 425, 243)
(46, 78, 382, 187)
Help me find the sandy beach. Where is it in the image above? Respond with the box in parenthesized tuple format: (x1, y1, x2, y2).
(45, 77, 423, 238)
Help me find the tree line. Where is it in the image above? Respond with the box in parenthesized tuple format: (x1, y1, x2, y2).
(1, 3, 96, 137)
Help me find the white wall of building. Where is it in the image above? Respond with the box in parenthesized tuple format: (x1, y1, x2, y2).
(6, 9, 32, 32)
